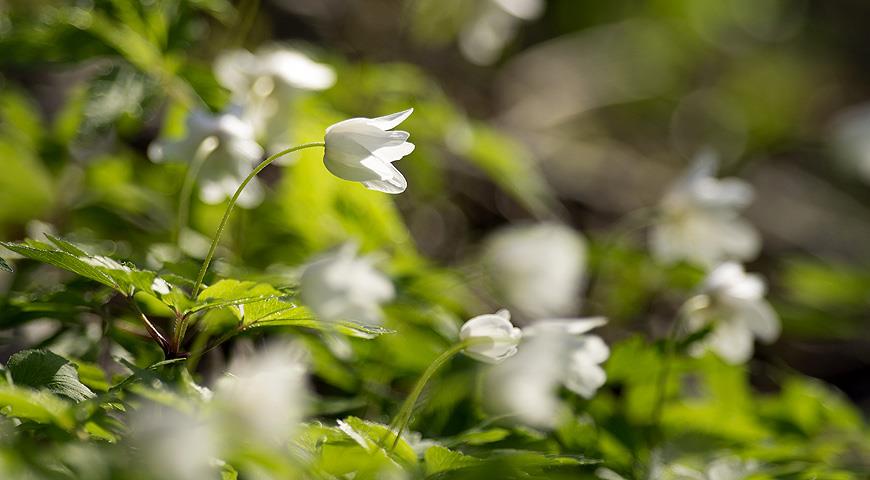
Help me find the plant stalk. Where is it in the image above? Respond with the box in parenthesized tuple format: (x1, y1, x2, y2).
(191, 142, 324, 298)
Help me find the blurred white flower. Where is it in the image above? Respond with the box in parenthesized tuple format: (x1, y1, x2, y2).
(597, 454, 759, 480)
(683, 262, 780, 364)
(459, 0, 545, 65)
(482, 222, 586, 319)
(484, 317, 608, 428)
(215, 46, 335, 151)
(212, 342, 309, 447)
(148, 108, 265, 208)
(651, 153, 760, 267)
(459, 309, 522, 363)
(323, 109, 415, 194)
(129, 406, 219, 480)
(299, 244, 395, 325)
(664, 456, 760, 480)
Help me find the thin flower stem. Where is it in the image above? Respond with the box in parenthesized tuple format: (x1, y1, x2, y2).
(386, 341, 472, 450)
(191, 142, 325, 298)
(174, 137, 218, 244)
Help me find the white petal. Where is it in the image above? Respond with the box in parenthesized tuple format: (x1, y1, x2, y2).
(564, 357, 606, 399)
(575, 335, 610, 364)
(373, 141, 415, 162)
(724, 273, 765, 300)
(366, 108, 413, 131)
(524, 317, 607, 337)
(737, 299, 780, 343)
(361, 163, 407, 194)
(709, 319, 754, 364)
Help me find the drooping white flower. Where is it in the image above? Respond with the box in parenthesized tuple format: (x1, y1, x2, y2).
(211, 342, 309, 447)
(323, 109, 415, 194)
(682, 262, 780, 364)
(299, 244, 395, 325)
(459, 309, 523, 363)
(148, 108, 265, 208)
(214, 46, 335, 151)
(650, 153, 760, 267)
(484, 317, 608, 428)
(482, 222, 586, 319)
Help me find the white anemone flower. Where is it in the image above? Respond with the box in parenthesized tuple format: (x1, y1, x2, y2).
(212, 342, 309, 447)
(482, 222, 586, 320)
(148, 108, 265, 208)
(484, 317, 608, 429)
(322, 109, 415, 194)
(299, 244, 395, 325)
(214, 46, 335, 151)
(682, 262, 780, 364)
(651, 153, 760, 268)
(459, 309, 523, 364)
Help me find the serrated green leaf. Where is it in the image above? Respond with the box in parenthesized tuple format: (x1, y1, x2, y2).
(247, 317, 394, 339)
(6, 349, 95, 402)
(424, 445, 482, 476)
(1, 238, 165, 297)
(1, 240, 119, 290)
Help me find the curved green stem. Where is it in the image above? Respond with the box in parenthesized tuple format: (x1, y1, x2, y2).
(191, 142, 324, 298)
(386, 341, 471, 450)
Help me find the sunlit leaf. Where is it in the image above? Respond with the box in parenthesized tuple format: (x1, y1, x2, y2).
(6, 349, 95, 403)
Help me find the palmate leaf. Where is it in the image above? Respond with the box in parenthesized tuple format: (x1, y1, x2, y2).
(6, 349, 95, 403)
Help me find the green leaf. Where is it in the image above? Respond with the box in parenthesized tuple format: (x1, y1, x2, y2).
(0, 385, 75, 430)
(6, 349, 95, 402)
(337, 416, 418, 469)
(424, 445, 482, 476)
(1, 237, 176, 300)
(1, 240, 119, 290)
(246, 317, 394, 339)
(193, 279, 287, 315)
(196, 279, 393, 338)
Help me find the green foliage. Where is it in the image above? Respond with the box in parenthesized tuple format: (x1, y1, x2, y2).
(0, 0, 867, 478)
(6, 349, 95, 403)
(1, 236, 161, 297)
